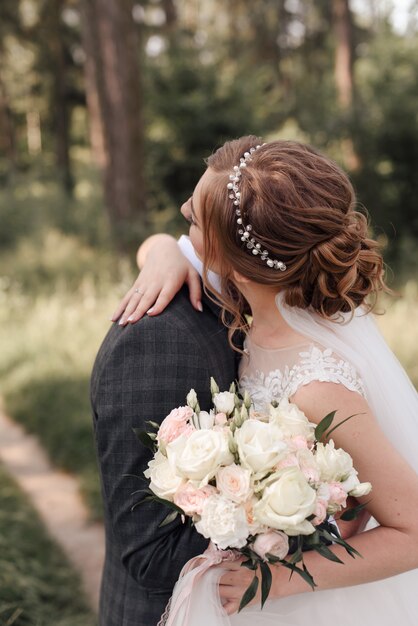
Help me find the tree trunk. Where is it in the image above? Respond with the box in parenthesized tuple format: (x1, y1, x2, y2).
(81, 0, 146, 251)
(332, 0, 359, 170)
(0, 70, 16, 168)
(332, 0, 354, 110)
(162, 0, 177, 31)
(49, 0, 74, 193)
(81, 1, 107, 169)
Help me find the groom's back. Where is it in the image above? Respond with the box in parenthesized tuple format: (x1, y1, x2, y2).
(91, 286, 237, 626)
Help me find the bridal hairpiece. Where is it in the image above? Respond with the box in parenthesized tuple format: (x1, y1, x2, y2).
(227, 144, 286, 271)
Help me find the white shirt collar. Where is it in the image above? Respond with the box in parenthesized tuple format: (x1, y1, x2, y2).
(177, 235, 221, 292)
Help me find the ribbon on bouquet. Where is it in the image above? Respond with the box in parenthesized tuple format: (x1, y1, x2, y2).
(157, 542, 240, 626)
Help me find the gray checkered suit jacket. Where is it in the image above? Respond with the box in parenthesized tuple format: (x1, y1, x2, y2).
(90, 286, 238, 626)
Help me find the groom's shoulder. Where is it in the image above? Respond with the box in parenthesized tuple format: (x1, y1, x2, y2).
(131, 286, 223, 337)
(98, 286, 226, 357)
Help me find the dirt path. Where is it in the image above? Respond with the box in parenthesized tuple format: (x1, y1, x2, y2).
(0, 408, 105, 612)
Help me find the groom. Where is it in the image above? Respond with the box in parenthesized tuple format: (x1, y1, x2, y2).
(90, 281, 237, 626)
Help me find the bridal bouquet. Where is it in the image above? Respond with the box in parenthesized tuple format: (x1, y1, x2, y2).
(135, 379, 371, 611)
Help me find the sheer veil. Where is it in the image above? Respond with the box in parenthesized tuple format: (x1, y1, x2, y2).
(275, 291, 418, 474)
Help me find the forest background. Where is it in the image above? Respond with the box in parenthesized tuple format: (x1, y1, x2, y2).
(0, 1, 417, 624)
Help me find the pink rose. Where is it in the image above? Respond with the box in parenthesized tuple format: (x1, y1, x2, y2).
(253, 531, 289, 561)
(215, 412, 227, 426)
(328, 482, 347, 508)
(157, 406, 195, 445)
(312, 498, 328, 525)
(173, 483, 216, 515)
(216, 464, 252, 503)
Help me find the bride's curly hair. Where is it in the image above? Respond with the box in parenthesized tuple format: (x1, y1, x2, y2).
(200, 136, 389, 345)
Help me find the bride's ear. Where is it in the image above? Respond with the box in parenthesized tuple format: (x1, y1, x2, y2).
(232, 269, 251, 285)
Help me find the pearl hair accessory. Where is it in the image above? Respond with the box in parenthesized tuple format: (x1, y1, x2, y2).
(227, 144, 286, 271)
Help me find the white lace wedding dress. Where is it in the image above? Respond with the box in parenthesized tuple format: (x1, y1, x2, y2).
(230, 335, 417, 625)
(161, 290, 418, 626)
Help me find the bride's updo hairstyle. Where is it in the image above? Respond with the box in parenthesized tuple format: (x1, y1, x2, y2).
(200, 135, 388, 340)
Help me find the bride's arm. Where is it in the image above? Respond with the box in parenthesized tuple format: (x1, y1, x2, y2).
(220, 383, 418, 614)
(111, 234, 202, 325)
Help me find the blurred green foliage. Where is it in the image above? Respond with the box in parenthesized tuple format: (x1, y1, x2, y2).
(0, 465, 96, 625)
(0, 1, 417, 270)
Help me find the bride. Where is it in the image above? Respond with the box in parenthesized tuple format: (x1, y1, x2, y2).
(113, 137, 418, 624)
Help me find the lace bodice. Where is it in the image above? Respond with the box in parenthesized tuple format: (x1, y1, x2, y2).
(239, 338, 366, 411)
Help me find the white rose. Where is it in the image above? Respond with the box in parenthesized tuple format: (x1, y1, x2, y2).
(269, 397, 315, 440)
(213, 391, 236, 415)
(234, 419, 287, 476)
(195, 494, 249, 549)
(349, 481, 372, 498)
(254, 467, 317, 536)
(198, 410, 215, 429)
(340, 471, 360, 493)
(296, 448, 321, 484)
(315, 440, 354, 482)
(167, 430, 234, 487)
(216, 464, 252, 503)
(144, 451, 184, 500)
(249, 407, 269, 423)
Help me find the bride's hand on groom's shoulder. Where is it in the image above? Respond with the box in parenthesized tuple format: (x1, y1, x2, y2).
(111, 233, 202, 325)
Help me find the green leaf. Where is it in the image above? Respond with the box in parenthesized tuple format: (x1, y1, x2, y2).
(130, 488, 153, 497)
(314, 411, 336, 442)
(260, 561, 272, 608)
(287, 548, 303, 564)
(241, 558, 257, 571)
(159, 510, 179, 527)
(145, 420, 160, 430)
(339, 501, 369, 522)
(303, 531, 321, 547)
(131, 495, 156, 512)
(319, 529, 359, 556)
(151, 495, 186, 515)
(325, 412, 364, 440)
(314, 543, 344, 564)
(282, 561, 317, 590)
(264, 553, 283, 564)
(238, 574, 259, 612)
(210, 377, 220, 395)
(132, 428, 157, 451)
(122, 473, 145, 481)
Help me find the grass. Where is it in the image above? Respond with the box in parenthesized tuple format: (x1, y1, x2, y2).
(0, 231, 135, 518)
(0, 463, 96, 626)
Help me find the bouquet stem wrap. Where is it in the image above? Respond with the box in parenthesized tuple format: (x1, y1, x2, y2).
(158, 542, 239, 626)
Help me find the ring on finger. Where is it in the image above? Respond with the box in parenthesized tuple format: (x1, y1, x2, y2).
(134, 288, 144, 296)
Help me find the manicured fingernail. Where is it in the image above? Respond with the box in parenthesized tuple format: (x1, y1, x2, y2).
(147, 307, 154, 314)
(127, 315, 134, 322)
(197, 301, 203, 312)
(119, 318, 125, 325)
